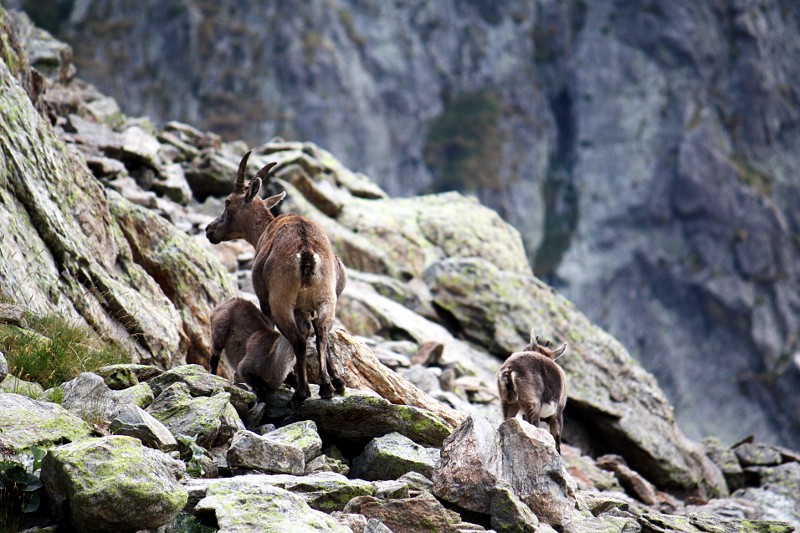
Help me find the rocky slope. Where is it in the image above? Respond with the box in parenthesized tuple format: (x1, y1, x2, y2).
(1, 7, 799, 532)
(12, 0, 800, 449)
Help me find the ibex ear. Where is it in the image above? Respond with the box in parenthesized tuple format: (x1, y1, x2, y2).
(245, 178, 261, 202)
(552, 343, 567, 359)
(264, 191, 287, 210)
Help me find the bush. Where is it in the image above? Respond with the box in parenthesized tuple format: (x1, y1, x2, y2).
(0, 312, 130, 390)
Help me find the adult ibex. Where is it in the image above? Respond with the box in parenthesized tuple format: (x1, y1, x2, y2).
(497, 330, 568, 453)
(210, 297, 295, 399)
(206, 151, 347, 404)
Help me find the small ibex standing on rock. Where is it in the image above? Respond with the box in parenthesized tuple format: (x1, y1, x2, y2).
(206, 151, 348, 405)
(497, 330, 568, 453)
(210, 297, 295, 399)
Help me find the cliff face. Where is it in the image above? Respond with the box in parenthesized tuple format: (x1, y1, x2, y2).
(8, 0, 800, 447)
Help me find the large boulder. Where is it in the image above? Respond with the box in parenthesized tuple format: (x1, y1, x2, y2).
(433, 415, 578, 527)
(41, 435, 187, 532)
(0, 393, 92, 458)
(227, 430, 306, 475)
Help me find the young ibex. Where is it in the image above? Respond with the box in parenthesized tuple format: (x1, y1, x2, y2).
(210, 297, 295, 398)
(497, 330, 568, 453)
(206, 151, 347, 404)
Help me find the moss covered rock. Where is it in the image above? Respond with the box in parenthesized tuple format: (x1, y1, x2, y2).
(146, 382, 243, 448)
(351, 432, 440, 481)
(292, 391, 452, 447)
(0, 392, 92, 457)
(195, 477, 351, 533)
(41, 435, 187, 532)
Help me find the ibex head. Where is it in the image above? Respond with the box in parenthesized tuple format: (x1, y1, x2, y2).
(205, 151, 285, 246)
(524, 329, 566, 360)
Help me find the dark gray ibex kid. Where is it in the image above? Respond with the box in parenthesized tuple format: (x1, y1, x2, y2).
(210, 297, 295, 399)
(497, 330, 568, 453)
(206, 152, 347, 404)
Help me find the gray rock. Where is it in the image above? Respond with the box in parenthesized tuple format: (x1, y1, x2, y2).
(0, 351, 7, 382)
(152, 162, 192, 205)
(95, 364, 163, 385)
(0, 375, 45, 399)
(109, 404, 178, 451)
(113, 382, 155, 409)
(306, 454, 350, 476)
(733, 442, 783, 467)
(195, 477, 351, 533)
(595, 454, 659, 506)
(226, 429, 305, 475)
(372, 480, 409, 500)
(259, 471, 376, 513)
(399, 365, 442, 395)
(0, 303, 26, 328)
(344, 491, 463, 533)
(397, 471, 434, 494)
(42, 435, 187, 533)
(266, 420, 323, 463)
(292, 390, 452, 448)
(351, 432, 440, 481)
(364, 518, 394, 533)
(433, 415, 579, 527)
(59, 372, 122, 425)
(146, 382, 243, 449)
(490, 483, 540, 533)
(432, 415, 502, 515)
(145, 364, 255, 418)
(0, 393, 92, 458)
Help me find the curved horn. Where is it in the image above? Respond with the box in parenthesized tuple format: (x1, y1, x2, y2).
(235, 151, 252, 192)
(254, 161, 278, 181)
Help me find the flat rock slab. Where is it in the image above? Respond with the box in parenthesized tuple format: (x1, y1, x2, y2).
(292, 392, 452, 447)
(195, 476, 351, 533)
(259, 471, 375, 513)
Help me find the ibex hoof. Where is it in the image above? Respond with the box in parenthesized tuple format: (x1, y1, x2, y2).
(290, 389, 310, 408)
(330, 375, 346, 395)
(319, 382, 335, 399)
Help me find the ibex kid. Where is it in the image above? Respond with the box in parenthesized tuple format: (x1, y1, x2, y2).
(210, 297, 295, 399)
(497, 330, 568, 453)
(206, 152, 347, 405)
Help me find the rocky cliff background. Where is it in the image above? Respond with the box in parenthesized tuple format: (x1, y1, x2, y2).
(4, 0, 800, 450)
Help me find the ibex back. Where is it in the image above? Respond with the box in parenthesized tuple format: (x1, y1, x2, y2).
(497, 330, 568, 453)
(206, 151, 348, 404)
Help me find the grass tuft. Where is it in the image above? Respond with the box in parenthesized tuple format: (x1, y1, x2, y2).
(1, 312, 130, 390)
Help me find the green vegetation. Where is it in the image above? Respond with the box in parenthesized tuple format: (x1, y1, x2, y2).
(0, 446, 45, 533)
(1, 312, 129, 390)
(423, 89, 504, 193)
